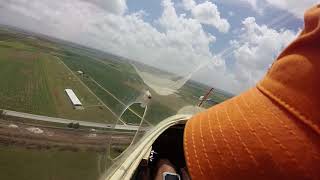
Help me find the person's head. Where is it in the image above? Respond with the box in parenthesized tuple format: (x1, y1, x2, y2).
(184, 4, 320, 180)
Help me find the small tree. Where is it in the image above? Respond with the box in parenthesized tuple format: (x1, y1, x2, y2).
(73, 122, 80, 129)
(0, 110, 4, 119)
(67, 122, 74, 128)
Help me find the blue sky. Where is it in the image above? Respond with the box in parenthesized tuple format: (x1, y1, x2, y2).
(128, 0, 302, 53)
(125, 0, 308, 94)
(0, 0, 317, 94)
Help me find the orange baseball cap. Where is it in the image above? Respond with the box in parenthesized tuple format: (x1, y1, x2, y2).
(184, 5, 320, 180)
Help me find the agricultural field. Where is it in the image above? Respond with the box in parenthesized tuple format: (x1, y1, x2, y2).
(0, 145, 106, 180)
(59, 51, 232, 124)
(0, 26, 234, 180)
(44, 55, 117, 123)
(0, 27, 233, 125)
(179, 81, 233, 108)
(0, 48, 56, 116)
(60, 54, 182, 124)
(0, 38, 117, 123)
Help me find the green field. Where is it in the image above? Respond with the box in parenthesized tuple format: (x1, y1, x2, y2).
(0, 27, 234, 180)
(58, 51, 231, 124)
(44, 55, 117, 123)
(60, 54, 180, 124)
(0, 145, 107, 180)
(0, 48, 56, 116)
(61, 53, 142, 104)
(0, 39, 117, 123)
(0, 28, 232, 125)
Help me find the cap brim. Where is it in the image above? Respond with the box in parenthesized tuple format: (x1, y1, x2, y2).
(184, 87, 320, 180)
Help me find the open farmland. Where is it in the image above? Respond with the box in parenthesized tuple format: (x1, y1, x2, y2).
(0, 48, 56, 116)
(59, 52, 232, 124)
(0, 26, 235, 180)
(0, 22, 237, 180)
(61, 53, 143, 105)
(60, 54, 180, 124)
(0, 27, 232, 125)
(178, 80, 233, 108)
(43, 55, 117, 123)
(0, 145, 106, 180)
(0, 39, 117, 123)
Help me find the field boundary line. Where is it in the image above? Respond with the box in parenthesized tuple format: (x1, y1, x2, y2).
(88, 77, 153, 126)
(55, 56, 127, 126)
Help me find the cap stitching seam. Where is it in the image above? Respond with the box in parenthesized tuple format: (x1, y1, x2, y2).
(183, 125, 191, 174)
(224, 100, 258, 169)
(199, 113, 215, 173)
(240, 92, 283, 173)
(258, 89, 310, 154)
(257, 84, 320, 135)
(209, 109, 237, 170)
(218, 106, 244, 170)
(234, 100, 263, 175)
(191, 119, 204, 176)
(248, 89, 311, 177)
(255, 88, 320, 159)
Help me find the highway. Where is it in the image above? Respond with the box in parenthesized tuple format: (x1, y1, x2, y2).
(2, 110, 142, 131)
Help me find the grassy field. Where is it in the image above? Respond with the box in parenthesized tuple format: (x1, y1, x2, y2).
(0, 145, 107, 180)
(0, 39, 117, 123)
(0, 27, 235, 180)
(0, 48, 56, 116)
(179, 81, 233, 108)
(44, 55, 117, 123)
(59, 52, 233, 124)
(0, 29, 233, 126)
(60, 54, 181, 124)
(61, 53, 143, 103)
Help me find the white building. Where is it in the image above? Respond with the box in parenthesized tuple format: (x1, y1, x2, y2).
(77, 70, 84, 75)
(64, 89, 83, 109)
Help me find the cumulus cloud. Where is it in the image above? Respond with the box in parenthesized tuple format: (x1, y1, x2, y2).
(0, 0, 299, 94)
(0, 0, 221, 94)
(264, 0, 318, 18)
(82, 0, 127, 15)
(182, 0, 195, 10)
(239, 0, 260, 12)
(229, 16, 296, 91)
(240, 0, 318, 18)
(182, 0, 230, 33)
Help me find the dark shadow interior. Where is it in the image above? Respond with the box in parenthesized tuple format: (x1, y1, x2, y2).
(132, 124, 186, 180)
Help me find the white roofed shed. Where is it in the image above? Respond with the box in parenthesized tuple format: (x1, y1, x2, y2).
(65, 89, 82, 106)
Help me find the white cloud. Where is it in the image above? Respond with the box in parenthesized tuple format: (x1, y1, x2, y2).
(264, 0, 318, 18)
(182, 0, 230, 33)
(182, 0, 195, 10)
(239, 0, 260, 12)
(82, 0, 127, 15)
(0, 0, 222, 94)
(85, 0, 127, 14)
(240, 0, 318, 18)
(229, 16, 296, 91)
(0, 0, 300, 94)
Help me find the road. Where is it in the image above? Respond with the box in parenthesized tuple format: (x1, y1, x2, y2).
(2, 110, 143, 131)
